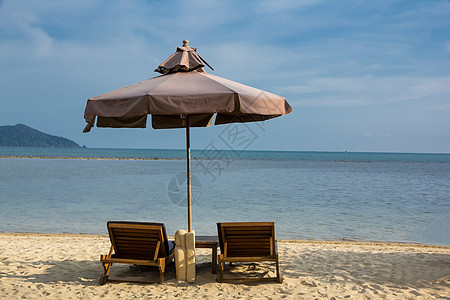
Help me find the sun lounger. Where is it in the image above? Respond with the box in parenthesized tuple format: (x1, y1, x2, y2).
(99, 221, 175, 284)
(216, 222, 282, 283)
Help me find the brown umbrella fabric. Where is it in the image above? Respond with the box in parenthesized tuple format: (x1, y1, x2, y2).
(83, 41, 292, 231)
(154, 42, 213, 74)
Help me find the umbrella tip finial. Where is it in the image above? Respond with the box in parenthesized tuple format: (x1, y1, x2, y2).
(183, 40, 189, 47)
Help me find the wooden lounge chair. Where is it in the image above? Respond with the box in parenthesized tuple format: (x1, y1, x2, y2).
(99, 221, 175, 285)
(216, 222, 282, 283)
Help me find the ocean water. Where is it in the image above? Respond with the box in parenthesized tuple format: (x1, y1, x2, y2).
(0, 147, 449, 245)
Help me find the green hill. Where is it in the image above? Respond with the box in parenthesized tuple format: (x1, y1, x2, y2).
(0, 124, 81, 148)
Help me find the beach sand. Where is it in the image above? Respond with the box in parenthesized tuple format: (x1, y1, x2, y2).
(0, 233, 449, 299)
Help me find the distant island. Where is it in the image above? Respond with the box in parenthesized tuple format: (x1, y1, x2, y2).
(0, 124, 81, 148)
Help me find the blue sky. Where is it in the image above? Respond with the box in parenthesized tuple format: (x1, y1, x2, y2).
(1, 0, 449, 153)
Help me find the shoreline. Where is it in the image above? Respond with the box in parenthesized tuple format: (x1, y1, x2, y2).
(0, 155, 177, 161)
(2, 153, 449, 163)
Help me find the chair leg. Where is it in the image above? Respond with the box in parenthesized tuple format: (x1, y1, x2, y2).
(217, 261, 224, 283)
(159, 264, 165, 284)
(100, 262, 111, 285)
(276, 259, 282, 283)
(99, 274, 108, 285)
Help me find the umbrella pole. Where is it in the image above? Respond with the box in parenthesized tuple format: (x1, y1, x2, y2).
(186, 115, 192, 232)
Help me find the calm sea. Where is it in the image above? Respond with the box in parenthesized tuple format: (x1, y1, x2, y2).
(1, 147, 449, 245)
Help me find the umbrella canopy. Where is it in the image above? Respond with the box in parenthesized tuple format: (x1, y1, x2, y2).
(154, 41, 213, 74)
(83, 40, 292, 231)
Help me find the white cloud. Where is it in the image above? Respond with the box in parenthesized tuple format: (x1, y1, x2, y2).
(256, 0, 325, 14)
(26, 25, 54, 57)
(0, 2, 54, 57)
(207, 42, 297, 76)
(429, 102, 450, 111)
(283, 76, 450, 107)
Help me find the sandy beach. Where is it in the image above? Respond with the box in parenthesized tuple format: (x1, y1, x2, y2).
(0, 233, 449, 299)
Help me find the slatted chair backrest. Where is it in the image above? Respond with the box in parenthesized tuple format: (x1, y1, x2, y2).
(217, 222, 275, 258)
(107, 221, 170, 260)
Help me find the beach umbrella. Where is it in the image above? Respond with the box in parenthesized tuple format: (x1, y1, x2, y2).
(83, 40, 292, 232)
